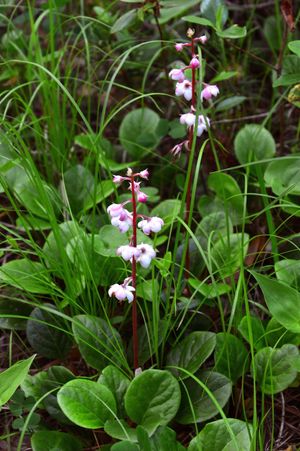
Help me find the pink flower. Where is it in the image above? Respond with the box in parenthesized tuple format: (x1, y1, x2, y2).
(175, 43, 184, 52)
(170, 142, 184, 157)
(196, 115, 210, 136)
(113, 175, 125, 184)
(139, 169, 149, 179)
(116, 245, 140, 261)
(180, 112, 196, 127)
(111, 209, 133, 233)
(136, 243, 156, 268)
(196, 35, 208, 44)
(189, 57, 200, 69)
(169, 68, 185, 83)
(108, 281, 135, 303)
(107, 203, 126, 218)
(175, 80, 193, 101)
(201, 84, 219, 101)
(137, 191, 148, 203)
(138, 217, 164, 235)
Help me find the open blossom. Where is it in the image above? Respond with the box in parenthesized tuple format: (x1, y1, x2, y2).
(169, 68, 185, 82)
(197, 35, 208, 44)
(138, 217, 164, 235)
(108, 282, 135, 303)
(136, 243, 156, 268)
(107, 203, 126, 218)
(180, 113, 210, 136)
(175, 43, 184, 52)
(139, 169, 149, 179)
(111, 210, 132, 233)
(189, 57, 200, 69)
(180, 112, 196, 127)
(175, 81, 192, 101)
(201, 84, 219, 101)
(113, 175, 125, 184)
(117, 245, 140, 261)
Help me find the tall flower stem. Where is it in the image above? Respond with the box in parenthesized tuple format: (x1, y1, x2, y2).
(131, 175, 139, 370)
(185, 36, 196, 279)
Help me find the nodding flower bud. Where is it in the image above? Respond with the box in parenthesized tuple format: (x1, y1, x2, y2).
(113, 175, 125, 184)
(180, 112, 196, 127)
(136, 243, 156, 268)
(201, 84, 220, 101)
(139, 169, 149, 179)
(175, 81, 192, 101)
(116, 245, 140, 261)
(138, 217, 164, 235)
(137, 191, 148, 203)
(189, 57, 200, 69)
(196, 35, 208, 44)
(108, 281, 135, 303)
(170, 142, 184, 157)
(169, 68, 185, 83)
(107, 203, 126, 218)
(175, 43, 184, 52)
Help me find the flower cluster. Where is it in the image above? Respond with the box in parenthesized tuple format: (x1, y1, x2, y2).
(169, 29, 220, 156)
(107, 169, 164, 303)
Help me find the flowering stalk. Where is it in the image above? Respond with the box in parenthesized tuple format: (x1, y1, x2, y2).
(169, 28, 219, 280)
(107, 168, 163, 371)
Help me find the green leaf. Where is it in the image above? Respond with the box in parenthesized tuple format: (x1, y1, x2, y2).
(234, 124, 276, 166)
(210, 71, 238, 83)
(26, 305, 72, 359)
(63, 165, 94, 215)
(166, 331, 216, 378)
(212, 233, 249, 278)
(177, 370, 232, 424)
(288, 40, 300, 57)
(57, 379, 116, 428)
(266, 318, 300, 347)
(83, 180, 115, 211)
(182, 15, 215, 28)
(264, 157, 300, 196)
(111, 9, 136, 34)
(31, 431, 83, 451)
(0, 297, 32, 330)
(263, 16, 281, 53)
(207, 172, 245, 224)
(275, 259, 300, 289)
(188, 279, 232, 298)
(151, 199, 181, 227)
(195, 211, 233, 249)
(215, 96, 246, 112)
(136, 279, 159, 302)
(124, 369, 181, 434)
(250, 271, 300, 333)
(0, 356, 35, 406)
(273, 73, 300, 87)
(200, 0, 228, 27)
(188, 419, 253, 451)
(72, 315, 124, 370)
(119, 108, 160, 158)
(111, 442, 139, 451)
(217, 25, 247, 39)
(0, 258, 53, 294)
(158, 0, 201, 24)
(238, 315, 266, 351)
(104, 419, 137, 442)
(214, 333, 249, 382)
(98, 365, 130, 417)
(252, 344, 299, 394)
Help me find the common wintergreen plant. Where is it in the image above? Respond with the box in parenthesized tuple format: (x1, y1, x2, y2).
(107, 168, 163, 370)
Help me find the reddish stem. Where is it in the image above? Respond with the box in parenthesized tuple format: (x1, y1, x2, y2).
(185, 37, 196, 280)
(131, 176, 139, 370)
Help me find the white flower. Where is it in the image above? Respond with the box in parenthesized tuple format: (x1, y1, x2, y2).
(107, 203, 126, 218)
(138, 217, 164, 235)
(175, 81, 192, 101)
(111, 210, 132, 233)
(196, 115, 210, 136)
(116, 245, 140, 261)
(169, 68, 185, 82)
(180, 113, 196, 127)
(112, 175, 125, 184)
(139, 169, 149, 179)
(136, 243, 156, 268)
(175, 43, 184, 52)
(197, 35, 208, 44)
(201, 84, 219, 101)
(108, 283, 135, 303)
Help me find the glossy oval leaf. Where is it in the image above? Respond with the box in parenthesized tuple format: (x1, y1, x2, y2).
(124, 369, 181, 434)
(166, 331, 216, 378)
(57, 379, 116, 428)
(214, 333, 249, 382)
(0, 355, 35, 407)
(234, 124, 276, 166)
(31, 431, 83, 451)
(98, 365, 130, 417)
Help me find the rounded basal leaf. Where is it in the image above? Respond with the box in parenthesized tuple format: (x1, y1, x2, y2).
(266, 318, 300, 347)
(26, 305, 72, 359)
(252, 344, 299, 394)
(250, 271, 300, 333)
(57, 379, 116, 428)
(188, 419, 253, 451)
(98, 365, 130, 417)
(0, 296, 33, 330)
(234, 124, 276, 166)
(211, 233, 249, 278)
(63, 164, 94, 215)
(150, 426, 186, 451)
(31, 431, 83, 451)
(124, 369, 181, 434)
(275, 259, 300, 289)
(264, 158, 300, 196)
(217, 25, 247, 39)
(195, 211, 233, 250)
(0, 259, 53, 294)
(166, 331, 216, 378)
(176, 370, 232, 424)
(72, 315, 124, 371)
(104, 419, 137, 442)
(238, 315, 266, 351)
(214, 333, 249, 382)
(111, 442, 139, 451)
(119, 108, 160, 158)
(0, 355, 35, 407)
